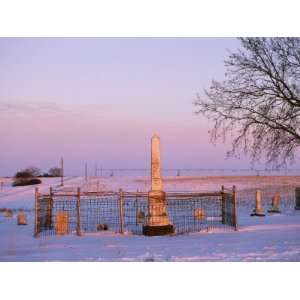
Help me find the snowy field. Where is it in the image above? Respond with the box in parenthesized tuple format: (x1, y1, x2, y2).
(0, 175, 300, 261)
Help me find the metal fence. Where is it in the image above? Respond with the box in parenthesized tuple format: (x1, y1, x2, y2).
(34, 186, 238, 237)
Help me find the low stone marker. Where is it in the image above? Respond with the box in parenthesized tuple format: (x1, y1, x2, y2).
(295, 187, 300, 210)
(97, 223, 108, 231)
(194, 208, 206, 220)
(4, 209, 13, 218)
(268, 194, 281, 213)
(55, 212, 69, 235)
(17, 211, 28, 225)
(251, 189, 265, 216)
(137, 211, 145, 224)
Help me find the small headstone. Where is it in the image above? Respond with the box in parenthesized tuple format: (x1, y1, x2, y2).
(17, 211, 28, 225)
(97, 223, 108, 231)
(137, 211, 145, 224)
(268, 194, 281, 213)
(194, 208, 206, 220)
(251, 189, 265, 216)
(55, 212, 69, 235)
(4, 209, 13, 218)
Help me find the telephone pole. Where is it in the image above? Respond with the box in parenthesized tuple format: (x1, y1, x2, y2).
(95, 162, 98, 177)
(85, 162, 88, 182)
(60, 157, 64, 186)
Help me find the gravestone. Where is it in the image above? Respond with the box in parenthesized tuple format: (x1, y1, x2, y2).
(143, 135, 174, 236)
(4, 209, 13, 218)
(17, 211, 27, 225)
(55, 212, 69, 235)
(268, 194, 281, 213)
(250, 189, 265, 216)
(194, 208, 206, 220)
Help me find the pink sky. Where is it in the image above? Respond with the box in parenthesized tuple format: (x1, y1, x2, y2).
(1, 38, 298, 175)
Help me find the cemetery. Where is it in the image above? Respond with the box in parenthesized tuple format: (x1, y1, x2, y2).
(0, 134, 299, 261)
(0, 37, 299, 262)
(34, 135, 238, 237)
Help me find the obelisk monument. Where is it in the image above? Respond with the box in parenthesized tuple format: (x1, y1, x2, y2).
(143, 134, 174, 236)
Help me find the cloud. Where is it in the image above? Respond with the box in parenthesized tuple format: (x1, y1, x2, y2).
(0, 100, 66, 115)
(0, 100, 105, 121)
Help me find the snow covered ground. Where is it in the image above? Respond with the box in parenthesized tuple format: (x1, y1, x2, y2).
(0, 176, 300, 261)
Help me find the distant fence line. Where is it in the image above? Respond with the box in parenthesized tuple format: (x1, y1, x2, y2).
(92, 168, 300, 177)
(34, 186, 238, 237)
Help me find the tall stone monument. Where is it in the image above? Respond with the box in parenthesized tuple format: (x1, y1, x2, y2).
(143, 134, 174, 236)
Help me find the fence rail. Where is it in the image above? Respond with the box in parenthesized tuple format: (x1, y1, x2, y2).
(34, 187, 238, 237)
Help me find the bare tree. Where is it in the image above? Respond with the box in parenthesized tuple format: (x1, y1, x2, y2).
(23, 166, 41, 177)
(195, 38, 300, 168)
(48, 167, 62, 177)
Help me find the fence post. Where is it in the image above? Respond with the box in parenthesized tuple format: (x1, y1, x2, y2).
(221, 185, 225, 224)
(34, 187, 39, 237)
(60, 157, 64, 186)
(295, 187, 300, 210)
(135, 189, 138, 226)
(233, 185, 238, 230)
(97, 181, 100, 193)
(76, 187, 81, 236)
(118, 188, 124, 234)
(45, 186, 54, 229)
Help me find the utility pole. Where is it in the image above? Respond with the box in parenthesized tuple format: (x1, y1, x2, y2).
(60, 157, 64, 186)
(85, 162, 88, 182)
(95, 162, 98, 177)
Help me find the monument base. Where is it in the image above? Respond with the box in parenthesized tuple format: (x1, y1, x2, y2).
(143, 224, 175, 236)
(250, 212, 265, 217)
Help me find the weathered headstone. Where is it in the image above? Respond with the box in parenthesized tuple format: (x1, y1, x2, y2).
(17, 211, 27, 225)
(4, 209, 13, 218)
(194, 208, 206, 220)
(143, 135, 174, 236)
(55, 212, 69, 235)
(97, 223, 108, 231)
(137, 211, 145, 224)
(268, 194, 281, 213)
(250, 189, 265, 216)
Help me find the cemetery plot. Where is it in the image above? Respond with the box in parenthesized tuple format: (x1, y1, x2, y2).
(34, 188, 238, 237)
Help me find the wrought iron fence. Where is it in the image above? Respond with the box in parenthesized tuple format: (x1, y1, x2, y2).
(34, 186, 238, 237)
